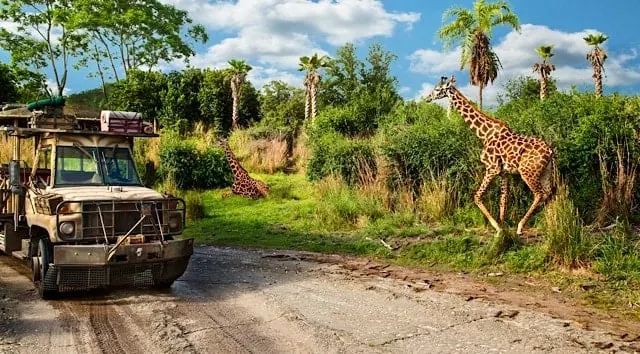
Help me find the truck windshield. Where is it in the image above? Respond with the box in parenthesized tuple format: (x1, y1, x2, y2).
(55, 146, 141, 186)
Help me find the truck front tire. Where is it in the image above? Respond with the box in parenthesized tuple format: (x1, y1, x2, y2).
(34, 238, 58, 299)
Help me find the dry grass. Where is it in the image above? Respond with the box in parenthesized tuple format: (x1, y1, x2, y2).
(0, 134, 35, 166)
(417, 174, 454, 223)
(229, 130, 289, 174)
(542, 181, 588, 267)
(595, 146, 638, 226)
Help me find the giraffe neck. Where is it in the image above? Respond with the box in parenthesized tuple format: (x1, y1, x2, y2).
(222, 143, 248, 177)
(448, 87, 507, 143)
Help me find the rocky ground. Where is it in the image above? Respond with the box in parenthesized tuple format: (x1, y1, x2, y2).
(1, 246, 640, 353)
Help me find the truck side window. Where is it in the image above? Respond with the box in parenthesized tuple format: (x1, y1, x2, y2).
(35, 146, 52, 186)
(38, 146, 51, 169)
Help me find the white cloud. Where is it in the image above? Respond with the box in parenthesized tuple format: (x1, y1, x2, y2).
(409, 24, 640, 107)
(160, 0, 420, 87)
(45, 79, 71, 96)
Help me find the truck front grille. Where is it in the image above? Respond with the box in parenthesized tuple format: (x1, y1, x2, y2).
(56, 198, 185, 241)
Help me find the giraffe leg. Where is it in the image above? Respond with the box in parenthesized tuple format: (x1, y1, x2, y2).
(499, 173, 509, 224)
(474, 168, 502, 233)
(517, 172, 544, 235)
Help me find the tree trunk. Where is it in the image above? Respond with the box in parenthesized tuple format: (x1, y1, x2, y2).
(310, 84, 318, 124)
(540, 76, 547, 100)
(304, 88, 310, 122)
(594, 67, 603, 97)
(231, 91, 239, 130)
(478, 84, 483, 109)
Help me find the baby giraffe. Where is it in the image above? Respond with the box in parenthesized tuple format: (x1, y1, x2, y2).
(217, 138, 269, 199)
(424, 76, 556, 235)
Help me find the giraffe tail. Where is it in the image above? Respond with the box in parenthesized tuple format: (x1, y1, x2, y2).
(541, 150, 558, 201)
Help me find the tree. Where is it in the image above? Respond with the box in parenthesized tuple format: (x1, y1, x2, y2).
(0, 0, 88, 96)
(108, 69, 167, 120)
(298, 53, 331, 125)
(161, 68, 204, 133)
(198, 69, 232, 133)
(71, 0, 208, 85)
(497, 76, 557, 104)
(227, 59, 252, 130)
(584, 33, 608, 97)
(532, 45, 555, 100)
(0, 64, 19, 103)
(321, 44, 361, 107)
(438, 0, 521, 109)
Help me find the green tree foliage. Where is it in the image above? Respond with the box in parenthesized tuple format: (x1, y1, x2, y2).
(0, 63, 47, 103)
(497, 76, 557, 104)
(71, 0, 207, 81)
(438, 0, 521, 108)
(108, 69, 167, 120)
(317, 43, 401, 137)
(0, 63, 19, 103)
(259, 81, 305, 131)
(161, 68, 204, 133)
(0, 0, 88, 96)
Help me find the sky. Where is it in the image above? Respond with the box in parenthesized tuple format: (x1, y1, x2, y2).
(2, 0, 640, 107)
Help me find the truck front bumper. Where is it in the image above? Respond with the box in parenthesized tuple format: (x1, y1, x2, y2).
(43, 238, 194, 292)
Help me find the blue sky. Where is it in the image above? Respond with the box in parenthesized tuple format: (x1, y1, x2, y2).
(2, 0, 639, 106)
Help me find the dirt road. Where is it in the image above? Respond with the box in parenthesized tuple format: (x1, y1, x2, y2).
(1, 246, 640, 353)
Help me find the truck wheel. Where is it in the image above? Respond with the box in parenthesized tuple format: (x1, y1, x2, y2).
(34, 238, 58, 299)
(153, 280, 174, 289)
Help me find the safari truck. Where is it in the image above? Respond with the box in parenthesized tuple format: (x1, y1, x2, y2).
(0, 98, 193, 298)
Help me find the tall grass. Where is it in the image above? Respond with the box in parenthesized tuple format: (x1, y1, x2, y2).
(595, 146, 638, 226)
(229, 130, 288, 173)
(0, 134, 34, 166)
(542, 182, 589, 267)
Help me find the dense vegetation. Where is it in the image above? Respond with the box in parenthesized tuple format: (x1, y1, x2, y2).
(2, 0, 639, 319)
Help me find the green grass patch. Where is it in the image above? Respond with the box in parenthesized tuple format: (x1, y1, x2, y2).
(179, 172, 640, 320)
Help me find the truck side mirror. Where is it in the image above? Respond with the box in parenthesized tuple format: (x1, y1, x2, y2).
(9, 160, 20, 186)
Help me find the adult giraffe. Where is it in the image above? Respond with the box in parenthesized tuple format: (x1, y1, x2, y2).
(424, 76, 556, 235)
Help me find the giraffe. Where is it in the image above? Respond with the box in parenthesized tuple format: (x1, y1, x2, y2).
(217, 138, 269, 199)
(424, 76, 556, 235)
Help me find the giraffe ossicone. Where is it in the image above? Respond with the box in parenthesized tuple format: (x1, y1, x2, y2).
(424, 75, 556, 235)
(217, 138, 269, 199)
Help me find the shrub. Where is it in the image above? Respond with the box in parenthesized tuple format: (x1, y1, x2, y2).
(381, 116, 480, 199)
(183, 191, 205, 221)
(592, 225, 640, 287)
(159, 139, 232, 189)
(542, 183, 589, 267)
(315, 176, 385, 230)
(307, 132, 376, 185)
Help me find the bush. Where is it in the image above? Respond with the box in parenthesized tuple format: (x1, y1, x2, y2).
(542, 183, 589, 267)
(159, 139, 232, 189)
(592, 226, 640, 287)
(183, 191, 205, 221)
(381, 112, 480, 199)
(307, 132, 376, 185)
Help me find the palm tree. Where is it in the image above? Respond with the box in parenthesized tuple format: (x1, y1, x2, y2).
(438, 0, 521, 109)
(298, 53, 331, 125)
(532, 45, 555, 100)
(228, 59, 252, 130)
(584, 33, 608, 97)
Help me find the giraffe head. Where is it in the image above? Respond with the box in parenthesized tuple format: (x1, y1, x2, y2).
(216, 137, 229, 148)
(423, 76, 456, 102)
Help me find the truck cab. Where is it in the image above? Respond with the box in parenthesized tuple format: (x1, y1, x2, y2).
(0, 100, 193, 298)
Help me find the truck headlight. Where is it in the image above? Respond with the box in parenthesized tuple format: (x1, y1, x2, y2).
(59, 221, 75, 235)
(168, 214, 182, 231)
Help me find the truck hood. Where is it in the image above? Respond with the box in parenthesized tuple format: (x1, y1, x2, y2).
(49, 186, 164, 201)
